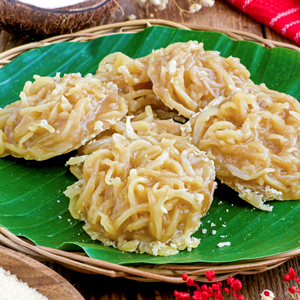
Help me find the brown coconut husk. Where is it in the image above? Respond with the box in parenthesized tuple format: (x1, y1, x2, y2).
(0, 0, 120, 39)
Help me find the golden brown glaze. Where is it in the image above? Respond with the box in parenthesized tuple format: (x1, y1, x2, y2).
(147, 41, 250, 118)
(184, 83, 300, 210)
(64, 123, 216, 256)
(0, 73, 127, 160)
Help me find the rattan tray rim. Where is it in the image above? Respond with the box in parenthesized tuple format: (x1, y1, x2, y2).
(1, 226, 300, 283)
(0, 19, 300, 283)
(1, 19, 300, 67)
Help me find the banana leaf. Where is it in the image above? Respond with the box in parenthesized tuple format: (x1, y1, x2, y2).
(1, 26, 300, 265)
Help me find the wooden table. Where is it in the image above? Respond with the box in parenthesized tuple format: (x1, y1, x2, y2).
(0, 1, 299, 299)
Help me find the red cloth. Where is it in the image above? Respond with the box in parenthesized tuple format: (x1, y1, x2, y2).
(226, 0, 300, 45)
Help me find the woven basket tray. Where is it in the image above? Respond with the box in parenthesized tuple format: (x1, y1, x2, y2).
(0, 19, 300, 283)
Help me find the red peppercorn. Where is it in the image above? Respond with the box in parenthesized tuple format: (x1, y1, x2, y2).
(211, 283, 220, 291)
(192, 290, 202, 300)
(288, 268, 296, 280)
(214, 290, 223, 300)
(288, 286, 297, 294)
(231, 279, 242, 292)
(200, 284, 208, 292)
(174, 291, 191, 300)
(205, 270, 216, 281)
(200, 291, 209, 298)
(182, 274, 188, 281)
(283, 274, 290, 281)
(175, 270, 246, 300)
(227, 276, 234, 285)
(186, 278, 194, 287)
(207, 287, 213, 295)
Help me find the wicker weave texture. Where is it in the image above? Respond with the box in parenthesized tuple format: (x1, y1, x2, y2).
(0, 19, 300, 283)
(1, 19, 300, 68)
(1, 227, 300, 283)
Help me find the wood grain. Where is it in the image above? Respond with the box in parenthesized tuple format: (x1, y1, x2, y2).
(123, 0, 263, 36)
(47, 257, 300, 300)
(0, 245, 84, 300)
(0, 0, 299, 300)
(0, 30, 25, 53)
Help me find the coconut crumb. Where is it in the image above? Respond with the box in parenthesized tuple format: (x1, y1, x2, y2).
(217, 241, 231, 247)
(233, 183, 275, 211)
(128, 14, 137, 20)
(94, 121, 104, 131)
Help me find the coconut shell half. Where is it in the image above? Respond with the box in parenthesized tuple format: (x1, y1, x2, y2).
(0, 0, 120, 39)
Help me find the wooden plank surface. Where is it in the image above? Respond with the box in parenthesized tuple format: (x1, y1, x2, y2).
(0, 0, 299, 299)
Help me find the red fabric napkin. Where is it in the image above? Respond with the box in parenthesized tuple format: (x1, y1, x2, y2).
(226, 0, 300, 45)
